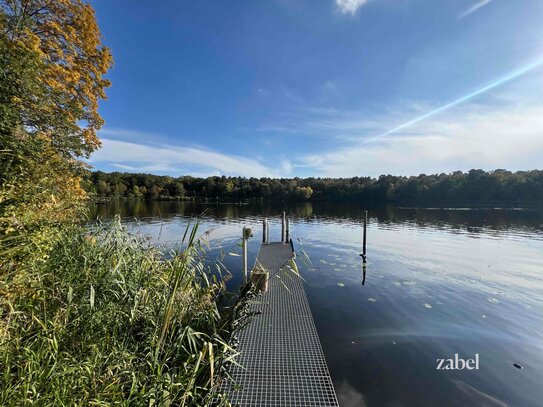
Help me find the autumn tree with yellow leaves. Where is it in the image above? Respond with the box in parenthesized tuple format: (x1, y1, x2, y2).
(0, 6, 239, 405)
(0, 0, 112, 260)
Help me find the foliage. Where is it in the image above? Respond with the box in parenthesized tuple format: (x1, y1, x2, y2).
(85, 169, 543, 204)
(0, 3, 241, 405)
(0, 218, 237, 406)
(0, 0, 113, 157)
(0, 0, 112, 261)
(0, 131, 88, 262)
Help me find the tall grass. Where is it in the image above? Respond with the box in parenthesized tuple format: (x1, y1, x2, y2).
(0, 216, 238, 406)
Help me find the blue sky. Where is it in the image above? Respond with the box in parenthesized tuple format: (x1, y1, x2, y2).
(89, 0, 543, 177)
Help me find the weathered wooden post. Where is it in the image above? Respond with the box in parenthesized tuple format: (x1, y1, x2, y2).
(242, 227, 252, 281)
(262, 218, 267, 243)
(266, 219, 270, 243)
(281, 211, 286, 243)
(360, 210, 368, 263)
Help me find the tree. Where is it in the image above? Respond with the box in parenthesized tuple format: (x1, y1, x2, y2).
(0, 0, 112, 260)
(82, 170, 543, 204)
(171, 182, 185, 197)
(113, 182, 127, 197)
(0, 0, 113, 157)
(149, 185, 162, 199)
(131, 184, 142, 198)
(294, 186, 313, 200)
(1, 128, 87, 236)
(96, 180, 111, 196)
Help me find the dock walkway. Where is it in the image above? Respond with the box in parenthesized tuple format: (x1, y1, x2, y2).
(221, 241, 339, 406)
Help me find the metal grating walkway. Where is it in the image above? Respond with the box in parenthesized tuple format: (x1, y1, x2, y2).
(221, 242, 339, 406)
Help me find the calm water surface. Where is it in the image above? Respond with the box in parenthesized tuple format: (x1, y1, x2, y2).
(90, 201, 543, 407)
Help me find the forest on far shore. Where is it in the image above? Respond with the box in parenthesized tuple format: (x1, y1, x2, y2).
(83, 169, 543, 204)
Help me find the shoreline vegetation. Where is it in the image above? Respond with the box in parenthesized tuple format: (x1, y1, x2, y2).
(85, 169, 543, 206)
(1, 218, 241, 405)
(1, 2, 243, 405)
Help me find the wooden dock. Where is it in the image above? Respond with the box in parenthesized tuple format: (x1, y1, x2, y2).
(220, 236, 339, 406)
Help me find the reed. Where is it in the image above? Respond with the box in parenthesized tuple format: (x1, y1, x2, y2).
(0, 216, 237, 406)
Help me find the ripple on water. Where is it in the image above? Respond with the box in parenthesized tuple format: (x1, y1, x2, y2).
(90, 202, 543, 407)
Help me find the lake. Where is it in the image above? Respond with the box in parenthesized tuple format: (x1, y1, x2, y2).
(90, 200, 543, 407)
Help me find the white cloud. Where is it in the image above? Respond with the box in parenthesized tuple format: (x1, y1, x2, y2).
(89, 138, 290, 178)
(299, 103, 543, 177)
(279, 157, 293, 175)
(459, 0, 492, 19)
(336, 380, 368, 407)
(335, 0, 368, 15)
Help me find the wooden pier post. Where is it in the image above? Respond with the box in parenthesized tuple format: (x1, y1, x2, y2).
(262, 218, 267, 243)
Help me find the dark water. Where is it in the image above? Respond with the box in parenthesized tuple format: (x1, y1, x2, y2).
(90, 201, 543, 407)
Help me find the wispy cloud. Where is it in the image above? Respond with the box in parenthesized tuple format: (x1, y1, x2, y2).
(294, 65, 543, 177)
(299, 103, 543, 177)
(359, 57, 543, 145)
(335, 0, 368, 15)
(256, 56, 543, 178)
(89, 138, 290, 178)
(459, 0, 492, 19)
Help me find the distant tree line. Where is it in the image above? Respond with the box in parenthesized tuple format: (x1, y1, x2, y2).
(83, 169, 543, 203)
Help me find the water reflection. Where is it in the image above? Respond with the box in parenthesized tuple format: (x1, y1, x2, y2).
(90, 200, 543, 238)
(89, 200, 543, 407)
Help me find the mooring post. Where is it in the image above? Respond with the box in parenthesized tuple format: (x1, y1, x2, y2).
(242, 227, 248, 281)
(266, 219, 270, 243)
(361, 210, 368, 263)
(281, 211, 286, 243)
(262, 218, 267, 244)
(242, 227, 252, 281)
(286, 217, 290, 242)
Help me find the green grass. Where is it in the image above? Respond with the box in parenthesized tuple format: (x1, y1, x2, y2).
(0, 217, 239, 406)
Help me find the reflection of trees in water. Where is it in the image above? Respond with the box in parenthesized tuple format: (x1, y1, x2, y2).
(89, 201, 543, 236)
(290, 202, 543, 236)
